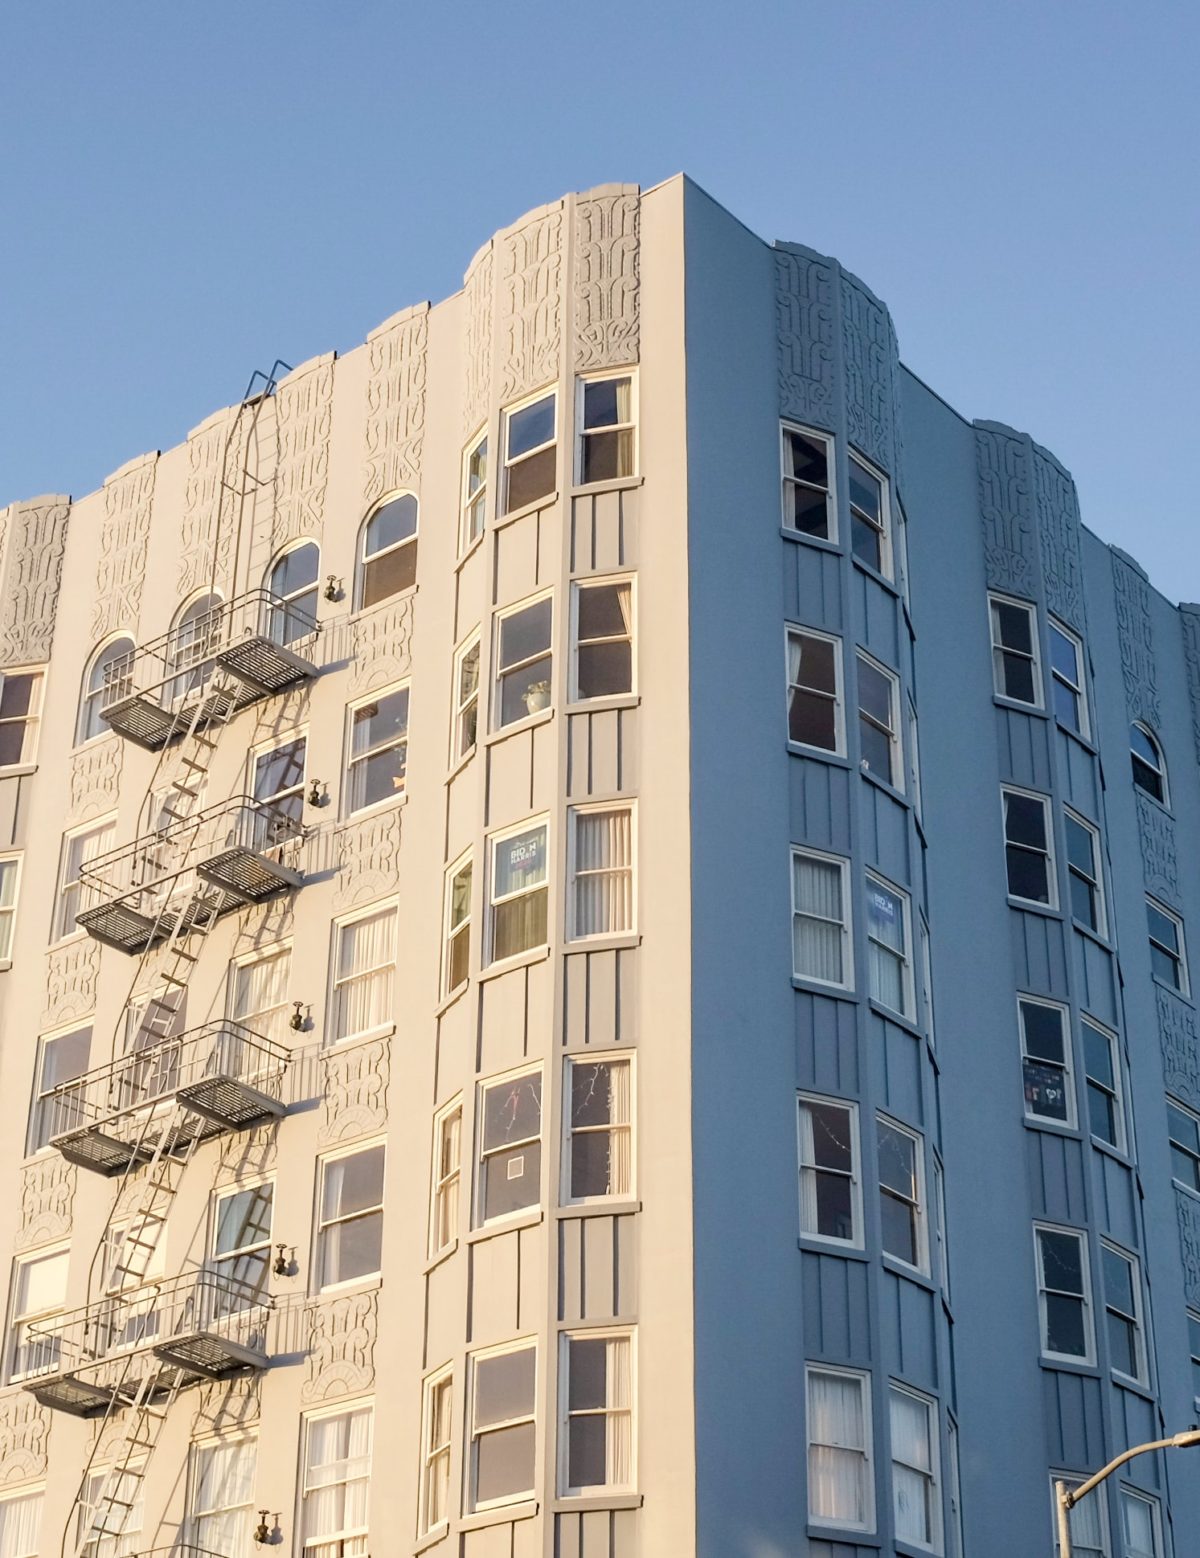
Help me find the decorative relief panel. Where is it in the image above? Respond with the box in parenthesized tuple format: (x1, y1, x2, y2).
(68, 738, 123, 823)
(1111, 550, 1160, 728)
(302, 1289, 378, 1403)
(1180, 607, 1200, 768)
(347, 596, 414, 695)
(1158, 987, 1200, 1109)
(975, 427, 1036, 596)
(16, 1156, 76, 1250)
(332, 811, 402, 913)
(363, 305, 428, 506)
(574, 189, 639, 372)
(1177, 1189, 1200, 1309)
(180, 411, 239, 598)
(462, 244, 494, 435)
(272, 355, 336, 550)
(775, 248, 837, 431)
(94, 454, 156, 638)
(43, 940, 99, 1027)
(498, 206, 563, 403)
(0, 1396, 49, 1486)
(1136, 792, 1178, 903)
(318, 1038, 390, 1146)
(1033, 447, 1083, 632)
(0, 498, 70, 665)
(840, 274, 895, 474)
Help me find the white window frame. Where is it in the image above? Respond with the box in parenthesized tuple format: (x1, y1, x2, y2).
(1049, 619, 1089, 739)
(356, 490, 419, 611)
(298, 1399, 373, 1558)
(856, 650, 903, 790)
(27, 1020, 93, 1158)
(1130, 722, 1168, 807)
(791, 846, 854, 991)
(208, 1179, 274, 1307)
(797, 1092, 863, 1249)
(492, 590, 554, 731)
(557, 1327, 637, 1497)
(889, 1382, 942, 1554)
(919, 916, 935, 1046)
(314, 1140, 385, 1294)
(1064, 808, 1106, 937)
(1187, 1308, 1200, 1411)
(188, 1434, 258, 1556)
(486, 816, 550, 968)
(419, 1363, 454, 1535)
(0, 852, 20, 964)
(570, 575, 635, 704)
(428, 1097, 462, 1261)
(227, 940, 293, 1049)
(451, 630, 481, 766)
(877, 1115, 928, 1275)
(263, 540, 320, 647)
(53, 814, 117, 943)
(848, 449, 892, 579)
(79, 1459, 146, 1558)
(562, 1052, 635, 1206)
(908, 697, 922, 817)
(328, 900, 398, 1046)
(866, 872, 915, 1018)
(467, 1339, 538, 1512)
(77, 636, 135, 747)
(1120, 1487, 1162, 1558)
(1051, 1472, 1110, 1558)
(1019, 995, 1076, 1129)
(251, 727, 307, 808)
(567, 802, 636, 942)
(947, 1419, 964, 1558)
(501, 387, 557, 515)
(785, 624, 845, 755)
(575, 371, 638, 486)
(0, 1485, 44, 1558)
(343, 681, 410, 818)
(988, 593, 1043, 708)
(6, 1243, 69, 1384)
(805, 1362, 875, 1533)
(474, 1064, 543, 1228)
(1168, 1097, 1200, 1195)
(1101, 1241, 1146, 1387)
(0, 666, 45, 771)
(1082, 1018, 1125, 1153)
(442, 850, 473, 998)
(460, 428, 488, 555)
(1002, 787, 1058, 910)
(1034, 1223, 1096, 1365)
(1147, 896, 1188, 995)
(780, 421, 836, 541)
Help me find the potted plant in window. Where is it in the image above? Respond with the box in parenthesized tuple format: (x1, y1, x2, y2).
(522, 679, 551, 714)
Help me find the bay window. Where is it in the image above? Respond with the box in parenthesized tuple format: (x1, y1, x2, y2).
(890, 1385, 940, 1551)
(1102, 1242, 1145, 1384)
(569, 804, 634, 939)
(442, 853, 472, 995)
(989, 595, 1042, 706)
(1065, 810, 1105, 934)
(798, 1093, 861, 1246)
(856, 651, 900, 786)
(791, 848, 852, 989)
(577, 374, 635, 484)
(781, 423, 834, 540)
(502, 391, 556, 514)
(461, 432, 488, 552)
(452, 633, 480, 762)
(866, 874, 913, 1016)
(477, 1068, 542, 1224)
(877, 1117, 926, 1271)
(0, 668, 44, 770)
(806, 1364, 873, 1531)
(1019, 998, 1074, 1127)
(469, 1343, 537, 1510)
(849, 452, 890, 576)
(420, 1367, 454, 1533)
(1083, 1019, 1124, 1150)
(564, 1055, 633, 1202)
(488, 820, 548, 963)
(494, 594, 553, 728)
(1003, 789, 1056, 907)
(429, 1099, 461, 1258)
(1121, 1489, 1162, 1558)
(558, 1330, 635, 1494)
(0, 855, 18, 961)
(1035, 1224, 1094, 1363)
(572, 578, 633, 700)
(787, 627, 843, 753)
(1049, 620, 1088, 737)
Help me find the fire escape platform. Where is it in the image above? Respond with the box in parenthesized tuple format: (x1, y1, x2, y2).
(216, 634, 316, 697)
(103, 683, 247, 752)
(197, 846, 300, 903)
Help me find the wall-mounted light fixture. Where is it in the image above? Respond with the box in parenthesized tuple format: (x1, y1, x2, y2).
(273, 1244, 297, 1277)
(307, 779, 324, 808)
(290, 1001, 307, 1031)
(253, 1511, 271, 1544)
(324, 575, 343, 602)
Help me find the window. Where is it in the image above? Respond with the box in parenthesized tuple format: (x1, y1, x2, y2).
(420, 1367, 453, 1533)
(7, 1246, 68, 1381)
(0, 668, 44, 769)
(494, 595, 552, 728)
(78, 1464, 142, 1558)
(564, 1056, 633, 1202)
(503, 391, 556, 514)
(787, 628, 843, 753)
(857, 652, 900, 787)
(1131, 724, 1167, 805)
(1083, 1020, 1124, 1151)
(300, 1404, 372, 1557)
(345, 685, 409, 813)
(230, 944, 292, 1046)
(1035, 1224, 1094, 1362)
(461, 432, 488, 552)
(578, 374, 635, 483)
(806, 1365, 873, 1531)
(429, 1100, 462, 1259)
(849, 452, 890, 576)
(867, 875, 913, 1016)
(1120, 1489, 1161, 1558)
(265, 542, 319, 645)
(797, 1094, 861, 1246)
(0, 1489, 42, 1558)
(330, 904, 397, 1044)
(781, 423, 834, 539)
(1049, 621, 1088, 737)
(54, 816, 116, 941)
(1019, 998, 1074, 1127)
(792, 848, 852, 989)
(1102, 1243, 1145, 1383)
(890, 1385, 940, 1551)
(477, 1068, 542, 1224)
(452, 633, 480, 762)
(211, 1182, 273, 1308)
(559, 1331, 635, 1494)
(1187, 1310, 1200, 1407)
(989, 595, 1042, 706)
(1147, 897, 1187, 993)
(358, 493, 418, 608)
(469, 1343, 537, 1510)
(1065, 811, 1105, 935)
(167, 592, 223, 700)
(1052, 1476, 1109, 1558)
(0, 855, 18, 961)
(1168, 1099, 1200, 1192)
(78, 638, 134, 744)
(190, 1437, 257, 1555)
(1003, 789, 1056, 907)
(488, 821, 548, 963)
(569, 805, 634, 939)
(28, 1024, 92, 1155)
(878, 1118, 926, 1271)
(572, 578, 633, 701)
(317, 1145, 385, 1290)
(253, 734, 307, 827)
(443, 854, 472, 996)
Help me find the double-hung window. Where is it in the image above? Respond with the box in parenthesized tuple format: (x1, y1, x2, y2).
(79, 1463, 143, 1558)
(210, 1182, 273, 1309)
(477, 1068, 542, 1224)
(781, 424, 834, 540)
(797, 1094, 861, 1246)
(578, 374, 635, 483)
(316, 1145, 385, 1290)
(856, 652, 900, 787)
(569, 805, 634, 939)
(442, 854, 472, 996)
(890, 1385, 940, 1551)
(1052, 1476, 1108, 1558)
(1065, 811, 1105, 935)
(503, 391, 556, 514)
(1019, 998, 1074, 1127)
(0, 1489, 43, 1558)
(1003, 789, 1056, 907)
(0, 854, 19, 961)
(1187, 1310, 1200, 1407)
(252, 733, 307, 832)
(1168, 1099, 1200, 1192)
(190, 1437, 257, 1555)
(330, 903, 397, 1044)
(848, 452, 890, 577)
(265, 542, 320, 646)
(1083, 1020, 1124, 1150)
(989, 595, 1042, 706)
(345, 684, 409, 813)
(1035, 1224, 1094, 1363)
(488, 821, 548, 963)
(806, 1364, 873, 1531)
(1131, 724, 1167, 805)
(78, 638, 134, 745)
(429, 1100, 462, 1259)
(866, 875, 913, 1016)
(1049, 621, 1088, 737)
(1147, 897, 1188, 993)
(559, 1330, 635, 1494)
(452, 633, 481, 763)
(1102, 1242, 1145, 1384)
(494, 595, 553, 727)
(0, 668, 44, 770)
(572, 579, 633, 701)
(564, 1055, 633, 1202)
(787, 628, 843, 753)
(420, 1367, 454, 1533)
(791, 848, 852, 989)
(7, 1246, 68, 1382)
(55, 816, 116, 941)
(358, 494, 418, 608)
(469, 1343, 537, 1510)
(461, 432, 488, 552)
(1121, 1490, 1162, 1558)
(230, 943, 291, 1047)
(28, 1023, 92, 1154)
(877, 1118, 926, 1271)
(300, 1404, 372, 1558)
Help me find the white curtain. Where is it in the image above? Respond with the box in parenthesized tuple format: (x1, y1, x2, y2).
(890, 1391, 932, 1545)
(335, 909, 395, 1040)
(1122, 1494, 1156, 1558)
(1067, 1485, 1106, 1557)
(0, 1492, 42, 1558)
(604, 1337, 633, 1487)
(610, 1061, 633, 1196)
(235, 949, 291, 1044)
(574, 811, 633, 936)
(194, 1439, 256, 1554)
(81, 1468, 142, 1558)
(798, 1102, 819, 1233)
(305, 1408, 372, 1552)
(807, 1373, 865, 1524)
(793, 857, 843, 982)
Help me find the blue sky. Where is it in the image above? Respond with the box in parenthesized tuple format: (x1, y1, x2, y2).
(3, 1, 1197, 596)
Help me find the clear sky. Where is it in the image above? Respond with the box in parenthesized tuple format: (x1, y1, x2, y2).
(3, 1, 1197, 597)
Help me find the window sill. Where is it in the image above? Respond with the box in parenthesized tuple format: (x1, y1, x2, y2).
(808, 1522, 879, 1546)
(1112, 1372, 1155, 1402)
(571, 474, 643, 499)
(468, 1209, 544, 1244)
(434, 982, 470, 1019)
(0, 959, 10, 974)
(851, 555, 900, 597)
(341, 794, 408, 827)
(881, 1254, 935, 1292)
(558, 1198, 642, 1220)
(565, 931, 640, 955)
(1152, 975, 1193, 1008)
(860, 766, 909, 807)
(1133, 787, 1173, 819)
(0, 764, 37, 781)
(1038, 1356, 1099, 1379)
(496, 491, 558, 531)
(787, 743, 851, 767)
(1070, 919, 1112, 953)
(445, 747, 477, 785)
(566, 693, 640, 715)
(1022, 1116, 1082, 1143)
(992, 695, 1049, 720)
(551, 1492, 642, 1513)
(866, 998, 923, 1040)
(323, 1023, 397, 1052)
(48, 930, 89, 951)
(423, 1240, 459, 1277)
(459, 1500, 538, 1532)
(349, 583, 419, 623)
(1007, 896, 1062, 921)
(479, 946, 551, 983)
(1056, 721, 1097, 755)
(413, 1520, 449, 1555)
(486, 707, 554, 745)
(797, 1237, 869, 1262)
(313, 1275, 382, 1301)
(455, 533, 486, 572)
(790, 975, 856, 1001)
(780, 527, 841, 553)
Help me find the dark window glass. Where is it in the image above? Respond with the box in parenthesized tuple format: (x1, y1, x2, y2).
(1131, 725, 1166, 802)
(1021, 1001, 1070, 1123)
(1005, 793, 1051, 903)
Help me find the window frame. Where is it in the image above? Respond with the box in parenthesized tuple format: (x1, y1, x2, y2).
(250, 728, 308, 828)
(486, 816, 550, 968)
(791, 846, 854, 991)
(785, 624, 845, 756)
(298, 1399, 373, 1558)
(474, 1064, 543, 1229)
(1018, 996, 1076, 1131)
(848, 448, 892, 579)
(460, 428, 488, 555)
(865, 872, 915, 1018)
(805, 1362, 875, 1533)
(562, 1052, 635, 1206)
(1101, 1240, 1146, 1387)
(187, 1433, 258, 1557)
(0, 1485, 43, 1558)
(1082, 1017, 1125, 1153)
(53, 814, 117, 944)
(1147, 896, 1188, 995)
(327, 900, 398, 1047)
(1034, 1222, 1096, 1365)
(1168, 1097, 1200, 1195)
(856, 649, 902, 790)
(1050, 1472, 1110, 1558)
(419, 1363, 454, 1535)
(442, 850, 473, 998)
(0, 665, 45, 772)
(501, 387, 557, 516)
(6, 1242, 70, 1384)
(567, 802, 636, 942)
(557, 1327, 637, 1497)
(1048, 619, 1089, 739)
(428, 1097, 463, 1261)
(451, 630, 481, 766)
(77, 636, 135, 747)
(570, 575, 635, 704)
(79, 1459, 146, 1558)
(227, 939, 293, 1049)
(356, 490, 419, 611)
(1002, 787, 1058, 910)
(888, 1381, 942, 1554)
(1130, 723, 1168, 807)
(1187, 1308, 1200, 1410)
(343, 681, 410, 819)
(796, 1092, 863, 1250)
(1064, 808, 1106, 937)
(492, 590, 554, 732)
(263, 540, 321, 646)
(208, 1178, 275, 1308)
(0, 851, 21, 964)
(988, 593, 1044, 708)
(314, 1140, 386, 1295)
(467, 1338, 538, 1513)
(780, 421, 836, 542)
(1120, 1486, 1162, 1558)
(575, 371, 638, 487)
(876, 1115, 928, 1275)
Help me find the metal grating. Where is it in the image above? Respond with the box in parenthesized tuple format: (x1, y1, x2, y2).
(52, 1128, 151, 1177)
(218, 635, 316, 695)
(177, 1076, 283, 1131)
(153, 1332, 263, 1379)
(102, 695, 180, 751)
(27, 1374, 118, 1418)
(198, 848, 300, 903)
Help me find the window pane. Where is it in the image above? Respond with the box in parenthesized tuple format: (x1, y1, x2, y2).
(857, 660, 891, 726)
(500, 602, 552, 670)
(785, 429, 828, 488)
(1044, 1293, 1087, 1356)
(361, 542, 416, 608)
(493, 827, 548, 900)
(272, 542, 320, 595)
(787, 483, 831, 537)
(483, 1075, 542, 1152)
(849, 461, 881, 522)
(1006, 794, 1047, 848)
(475, 1422, 535, 1505)
(215, 1185, 273, 1255)
(1147, 903, 1179, 952)
(507, 396, 554, 458)
(475, 1348, 535, 1426)
(323, 1147, 385, 1220)
(582, 428, 634, 483)
(365, 495, 418, 555)
(568, 1415, 608, 1489)
(1040, 1230, 1084, 1293)
(321, 1211, 382, 1286)
(506, 446, 555, 511)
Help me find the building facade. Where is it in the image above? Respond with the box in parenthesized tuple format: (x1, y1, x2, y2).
(0, 175, 1197, 1558)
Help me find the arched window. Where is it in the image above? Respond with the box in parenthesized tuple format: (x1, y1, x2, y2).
(168, 591, 223, 700)
(1131, 723, 1168, 805)
(265, 542, 320, 646)
(77, 636, 136, 744)
(358, 493, 418, 610)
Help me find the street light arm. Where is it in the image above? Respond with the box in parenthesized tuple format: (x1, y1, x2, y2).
(1063, 1430, 1200, 1510)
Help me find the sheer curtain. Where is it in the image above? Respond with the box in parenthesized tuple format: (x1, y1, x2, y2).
(1122, 1494, 1156, 1558)
(890, 1390, 933, 1545)
(305, 1408, 372, 1556)
(807, 1372, 866, 1524)
(605, 1336, 633, 1488)
(235, 949, 292, 1046)
(81, 1468, 142, 1558)
(574, 810, 633, 937)
(336, 909, 395, 1040)
(0, 1492, 41, 1558)
(793, 857, 844, 982)
(610, 1061, 633, 1196)
(1067, 1486, 1106, 1557)
(797, 1102, 819, 1233)
(195, 1439, 256, 1554)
